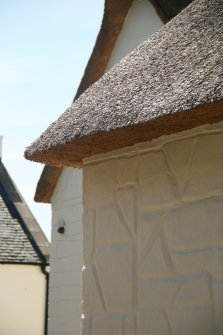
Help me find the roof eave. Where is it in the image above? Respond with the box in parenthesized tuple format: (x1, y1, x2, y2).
(0, 160, 50, 263)
(25, 100, 223, 168)
(34, 0, 135, 203)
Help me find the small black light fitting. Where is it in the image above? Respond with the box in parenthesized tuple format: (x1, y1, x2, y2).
(57, 220, 65, 234)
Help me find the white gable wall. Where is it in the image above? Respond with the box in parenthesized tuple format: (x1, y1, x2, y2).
(48, 1, 163, 334)
(82, 121, 223, 335)
(49, 168, 83, 335)
(106, 0, 163, 70)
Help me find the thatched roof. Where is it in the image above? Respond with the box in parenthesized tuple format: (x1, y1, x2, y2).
(25, 0, 223, 168)
(34, 0, 135, 203)
(34, 0, 193, 203)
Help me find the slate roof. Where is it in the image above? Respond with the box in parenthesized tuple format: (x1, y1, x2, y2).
(0, 159, 49, 264)
(25, 0, 223, 168)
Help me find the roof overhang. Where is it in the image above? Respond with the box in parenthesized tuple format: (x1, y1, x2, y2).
(33, 0, 135, 203)
(34, 0, 195, 203)
(29, 0, 221, 202)
(25, 101, 223, 168)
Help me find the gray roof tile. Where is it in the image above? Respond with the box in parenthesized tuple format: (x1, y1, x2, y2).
(0, 160, 49, 264)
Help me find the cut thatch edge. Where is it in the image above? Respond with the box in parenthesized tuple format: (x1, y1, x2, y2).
(34, 165, 62, 203)
(28, 1, 219, 202)
(25, 100, 223, 169)
(33, 0, 169, 203)
(34, 0, 167, 203)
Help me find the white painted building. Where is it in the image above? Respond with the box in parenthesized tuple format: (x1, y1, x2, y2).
(36, 1, 165, 334)
(82, 121, 223, 335)
(49, 168, 83, 334)
(25, 0, 223, 334)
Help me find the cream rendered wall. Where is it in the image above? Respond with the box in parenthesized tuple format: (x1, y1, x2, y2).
(49, 2, 163, 335)
(82, 121, 223, 335)
(0, 264, 46, 335)
(49, 168, 83, 335)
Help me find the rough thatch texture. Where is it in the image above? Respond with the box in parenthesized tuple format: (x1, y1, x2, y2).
(25, 0, 223, 167)
(34, 0, 134, 203)
(35, 0, 194, 203)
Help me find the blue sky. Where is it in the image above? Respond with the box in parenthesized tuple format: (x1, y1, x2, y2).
(0, 1, 104, 239)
